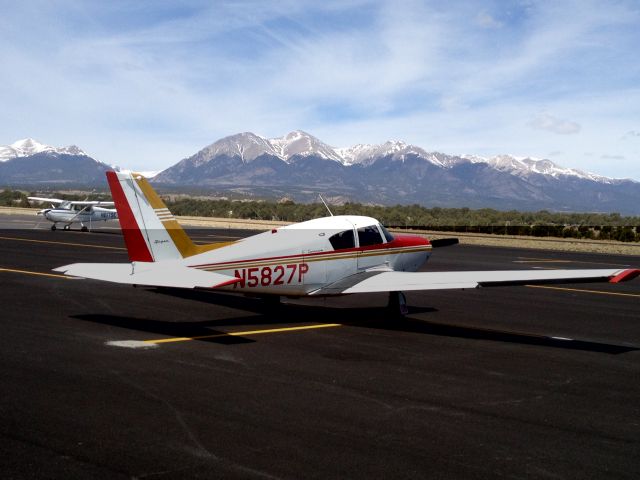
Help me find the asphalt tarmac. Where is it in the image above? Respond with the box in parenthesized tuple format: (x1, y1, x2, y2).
(1, 214, 639, 479)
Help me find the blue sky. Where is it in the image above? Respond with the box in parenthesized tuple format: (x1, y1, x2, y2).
(1, 0, 639, 179)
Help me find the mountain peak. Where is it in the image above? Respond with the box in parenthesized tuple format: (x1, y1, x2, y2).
(336, 140, 443, 167)
(270, 130, 343, 162)
(1, 138, 87, 162)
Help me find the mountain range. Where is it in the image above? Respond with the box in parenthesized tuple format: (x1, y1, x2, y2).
(152, 131, 640, 214)
(0, 138, 113, 186)
(2, 133, 639, 214)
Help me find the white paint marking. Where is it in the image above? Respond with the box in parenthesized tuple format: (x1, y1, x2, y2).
(106, 340, 158, 349)
(551, 336, 573, 341)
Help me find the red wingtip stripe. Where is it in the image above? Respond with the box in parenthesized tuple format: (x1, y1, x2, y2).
(106, 171, 153, 262)
(609, 269, 640, 283)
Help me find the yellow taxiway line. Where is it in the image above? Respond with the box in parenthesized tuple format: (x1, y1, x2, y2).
(516, 257, 632, 267)
(0, 267, 71, 279)
(144, 323, 342, 344)
(0, 235, 126, 250)
(526, 284, 640, 298)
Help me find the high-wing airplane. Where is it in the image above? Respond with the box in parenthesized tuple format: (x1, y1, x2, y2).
(28, 197, 117, 231)
(53, 171, 639, 314)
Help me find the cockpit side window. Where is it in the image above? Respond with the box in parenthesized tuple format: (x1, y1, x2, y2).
(329, 229, 355, 250)
(379, 224, 394, 242)
(357, 225, 384, 247)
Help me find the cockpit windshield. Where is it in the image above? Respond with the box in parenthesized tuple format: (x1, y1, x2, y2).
(357, 225, 384, 247)
(379, 224, 394, 242)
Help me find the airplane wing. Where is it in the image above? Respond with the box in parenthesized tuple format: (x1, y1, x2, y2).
(312, 268, 640, 295)
(27, 197, 115, 207)
(53, 262, 239, 289)
(28, 196, 64, 203)
(68, 201, 115, 206)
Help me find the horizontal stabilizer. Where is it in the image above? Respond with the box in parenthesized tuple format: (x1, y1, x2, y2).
(53, 262, 239, 289)
(312, 268, 638, 295)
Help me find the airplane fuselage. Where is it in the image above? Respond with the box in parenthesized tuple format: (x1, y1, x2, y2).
(41, 206, 117, 226)
(185, 215, 432, 296)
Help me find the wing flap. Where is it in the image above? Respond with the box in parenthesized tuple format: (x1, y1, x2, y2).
(322, 269, 635, 295)
(53, 262, 239, 289)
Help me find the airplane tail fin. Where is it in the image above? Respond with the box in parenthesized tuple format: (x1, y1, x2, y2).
(106, 171, 230, 262)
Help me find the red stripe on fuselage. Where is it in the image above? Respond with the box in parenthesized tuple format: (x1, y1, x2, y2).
(106, 171, 153, 262)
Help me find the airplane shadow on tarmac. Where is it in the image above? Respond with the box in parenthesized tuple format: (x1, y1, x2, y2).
(72, 287, 639, 354)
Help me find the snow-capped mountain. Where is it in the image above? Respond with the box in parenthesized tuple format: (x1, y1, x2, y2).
(466, 155, 613, 184)
(0, 138, 112, 186)
(336, 141, 445, 167)
(0, 138, 86, 162)
(153, 131, 640, 214)
(176, 131, 343, 167)
(2, 133, 638, 213)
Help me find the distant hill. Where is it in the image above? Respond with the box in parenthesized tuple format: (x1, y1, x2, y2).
(3, 134, 639, 214)
(153, 131, 640, 215)
(0, 138, 114, 186)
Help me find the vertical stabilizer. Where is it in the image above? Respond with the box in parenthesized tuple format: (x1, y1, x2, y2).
(106, 171, 228, 262)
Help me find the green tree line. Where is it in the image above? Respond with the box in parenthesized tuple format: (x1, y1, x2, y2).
(162, 197, 640, 242)
(3, 188, 639, 242)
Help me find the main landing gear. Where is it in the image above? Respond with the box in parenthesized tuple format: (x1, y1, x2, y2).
(49, 224, 71, 231)
(388, 291, 408, 317)
(50, 224, 90, 232)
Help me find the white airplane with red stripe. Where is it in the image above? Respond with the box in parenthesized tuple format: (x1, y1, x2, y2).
(53, 171, 639, 314)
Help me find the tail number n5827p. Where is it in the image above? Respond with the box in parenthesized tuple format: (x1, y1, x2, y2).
(233, 263, 309, 288)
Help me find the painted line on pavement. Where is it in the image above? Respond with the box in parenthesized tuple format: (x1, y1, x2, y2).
(0, 267, 72, 279)
(0, 235, 126, 250)
(143, 323, 343, 345)
(526, 284, 640, 298)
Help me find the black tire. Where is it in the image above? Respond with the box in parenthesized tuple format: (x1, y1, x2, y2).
(51, 225, 57, 231)
(63, 225, 71, 230)
(388, 291, 409, 317)
(81, 226, 88, 232)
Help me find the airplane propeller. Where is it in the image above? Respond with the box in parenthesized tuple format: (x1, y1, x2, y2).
(430, 238, 459, 248)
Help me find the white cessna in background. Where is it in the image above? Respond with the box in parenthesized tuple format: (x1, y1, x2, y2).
(28, 197, 117, 231)
(53, 171, 639, 314)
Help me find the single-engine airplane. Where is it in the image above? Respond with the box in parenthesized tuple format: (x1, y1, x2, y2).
(28, 197, 117, 231)
(53, 171, 639, 314)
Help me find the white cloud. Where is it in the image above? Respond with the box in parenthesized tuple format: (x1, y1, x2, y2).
(475, 12, 502, 29)
(528, 113, 581, 135)
(621, 130, 640, 139)
(0, 0, 639, 181)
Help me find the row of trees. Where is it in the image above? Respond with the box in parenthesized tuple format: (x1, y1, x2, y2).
(162, 198, 640, 242)
(2, 188, 639, 242)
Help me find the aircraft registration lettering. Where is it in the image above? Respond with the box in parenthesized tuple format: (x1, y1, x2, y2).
(233, 263, 309, 288)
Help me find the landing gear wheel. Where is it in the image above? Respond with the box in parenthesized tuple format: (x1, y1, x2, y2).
(388, 291, 408, 317)
(81, 226, 88, 232)
(63, 224, 71, 231)
(51, 225, 57, 231)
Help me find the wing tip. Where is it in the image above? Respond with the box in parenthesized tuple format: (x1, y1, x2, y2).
(609, 269, 640, 283)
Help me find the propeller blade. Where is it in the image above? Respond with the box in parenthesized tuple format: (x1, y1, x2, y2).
(430, 238, 459, 248)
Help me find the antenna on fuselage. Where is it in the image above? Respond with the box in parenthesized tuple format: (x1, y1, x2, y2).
(318, 194, 334, 216)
